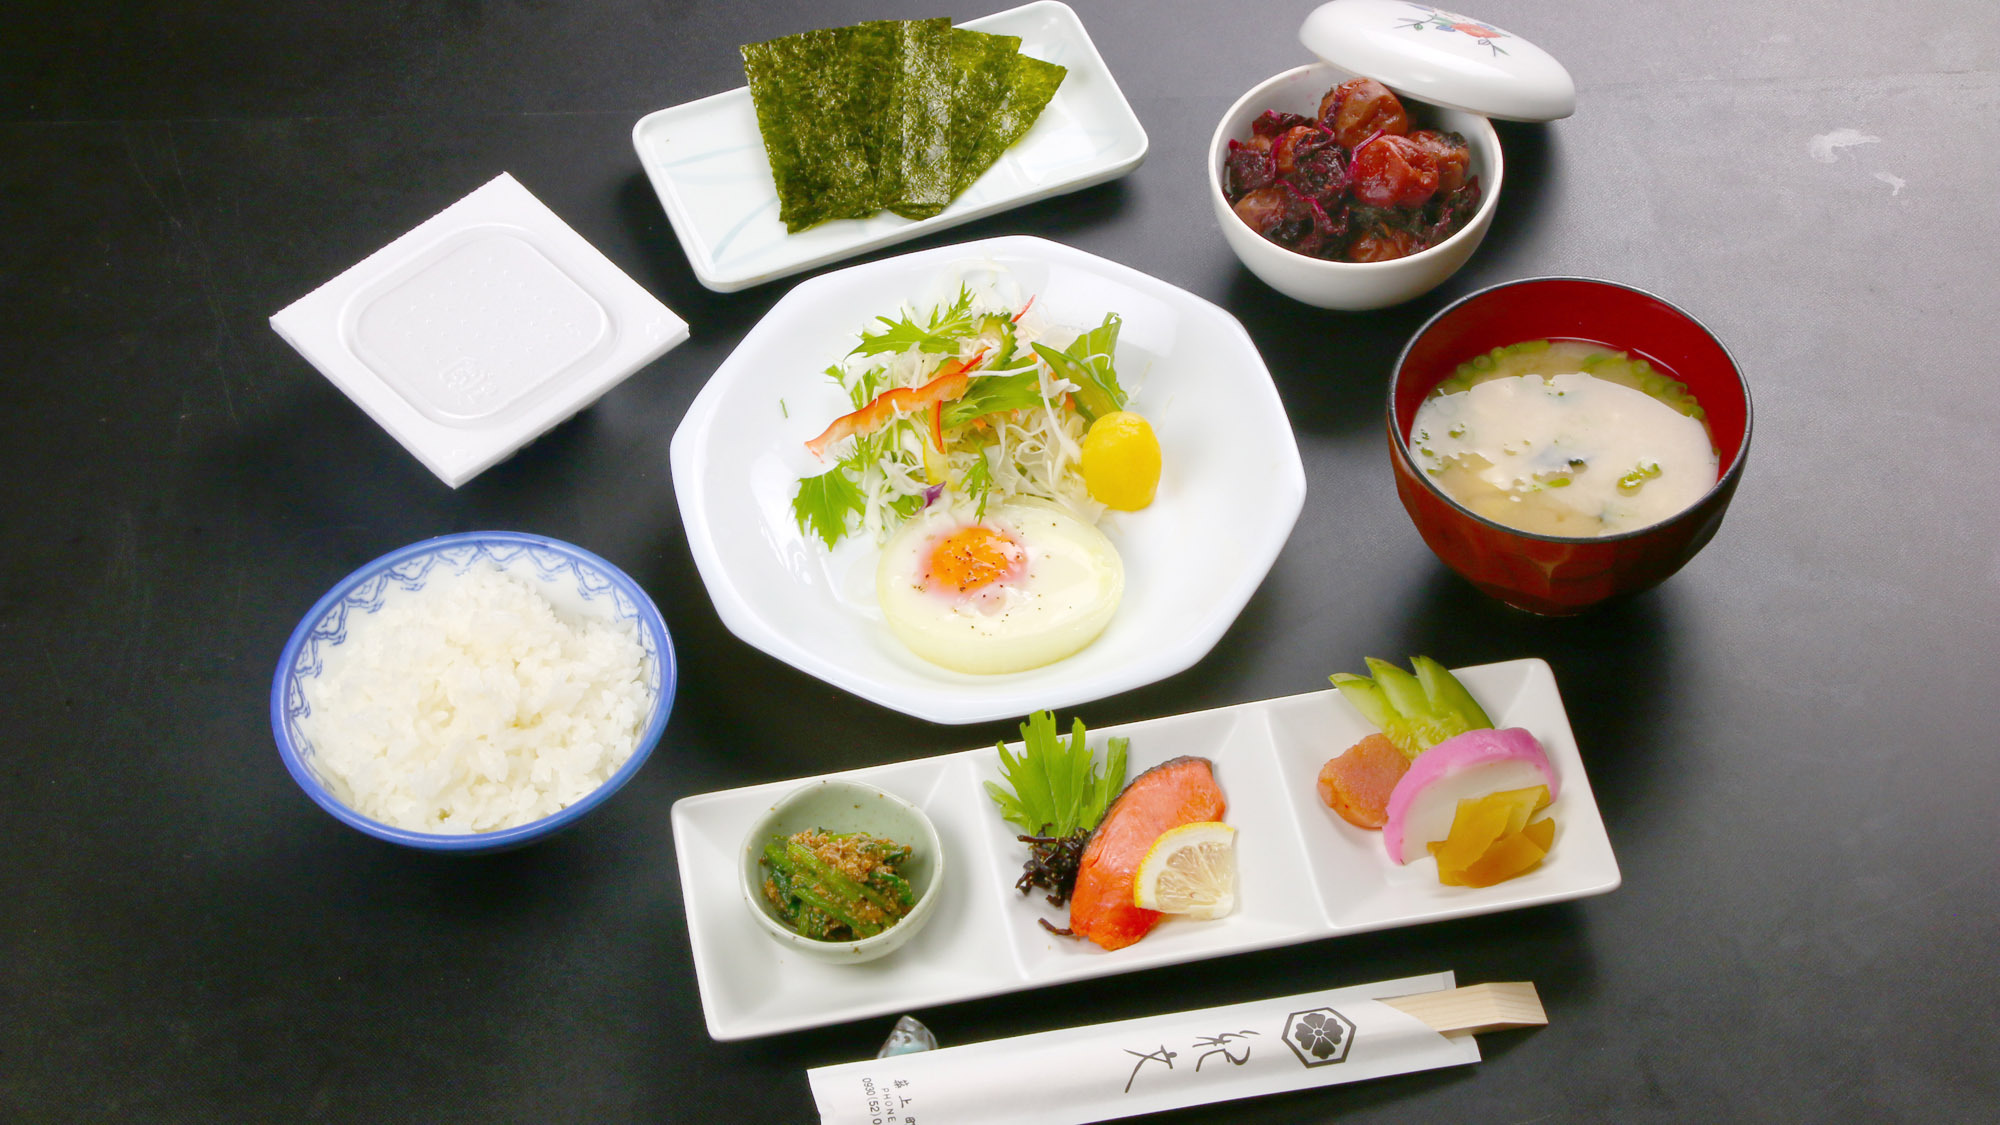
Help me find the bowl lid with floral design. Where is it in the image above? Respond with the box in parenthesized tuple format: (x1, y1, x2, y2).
(1299, 0, 1575, 122)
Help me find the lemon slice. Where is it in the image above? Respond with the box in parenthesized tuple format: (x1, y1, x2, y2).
(1131, 821, 1237, 919)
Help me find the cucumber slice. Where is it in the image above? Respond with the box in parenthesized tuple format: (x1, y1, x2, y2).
(1331, 656, 1494, 759)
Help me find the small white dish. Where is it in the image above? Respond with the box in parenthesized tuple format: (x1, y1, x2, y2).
(670, 658, 1621, 1040)
(1209, 63, 1502, 311)
(668, 234, 1306, 725)
(271, 173, 690, 487)
(631, 2, 1149, 293)
(739, 780, 945, 964)
(1210, 2, 1578, 310)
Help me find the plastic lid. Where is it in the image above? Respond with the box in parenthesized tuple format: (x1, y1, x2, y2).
(271, 174, 689, 487)
(1299, 1, 1575, 122)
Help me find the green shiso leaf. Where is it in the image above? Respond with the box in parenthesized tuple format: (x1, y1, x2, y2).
(982, 711, 1128, 836)
(1085, 737, 1128, 830)
(790, 467, 865, 549)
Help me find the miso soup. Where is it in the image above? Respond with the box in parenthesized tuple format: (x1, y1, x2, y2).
(1410, 340, 1719, 537)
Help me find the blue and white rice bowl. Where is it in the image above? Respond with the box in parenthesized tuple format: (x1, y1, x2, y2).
(272, 531, 675, 852)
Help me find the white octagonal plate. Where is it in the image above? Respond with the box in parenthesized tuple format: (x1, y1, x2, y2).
(669, 236, 1305, 724)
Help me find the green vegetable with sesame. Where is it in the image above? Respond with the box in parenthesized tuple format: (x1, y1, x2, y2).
(760, 829, 917, 941)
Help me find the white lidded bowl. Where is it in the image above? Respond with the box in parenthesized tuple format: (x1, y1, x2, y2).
(1208, 61, 1503, 311)
(739, 779, 944, 964)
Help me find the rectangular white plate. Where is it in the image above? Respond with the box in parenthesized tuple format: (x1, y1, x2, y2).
(631, 1, 1149, 293)
(670, 658, 1621, 1040)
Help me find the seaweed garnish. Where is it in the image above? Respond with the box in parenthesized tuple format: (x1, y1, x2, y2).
(885, 18, 958, 220)
(742, 22, 900, 232)
(958, 52, 1067, 194)
(942, 29, 1024, 198)
(741, 20, 1067, 231)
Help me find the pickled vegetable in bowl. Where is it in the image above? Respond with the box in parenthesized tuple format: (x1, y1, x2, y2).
(738, 778, 943, 963)
(759, 829, 917, 941)
(1206, 62, 1502, 310)
(1222, 77, 1482, 264)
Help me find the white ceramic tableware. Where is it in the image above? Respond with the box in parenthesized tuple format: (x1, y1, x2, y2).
(632, 2, 1148, 293)
(739, 780, 945, 964)
(1209, 1, 1577, 310)
(669, 235, 1305, 725)
(671, 658, 1621, 1039)
(271, 174, 689, 487)
(1209, 63, 1502, 311)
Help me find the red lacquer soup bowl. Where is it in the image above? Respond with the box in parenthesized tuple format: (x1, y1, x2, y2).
(1389, 277, 1752, 615)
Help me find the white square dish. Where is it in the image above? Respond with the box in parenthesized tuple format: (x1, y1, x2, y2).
(632, 2, 1149, 292)
(670, 658, 1621, 1040)
(271, 173, 690, 487)
(668, 235, 1306, 724)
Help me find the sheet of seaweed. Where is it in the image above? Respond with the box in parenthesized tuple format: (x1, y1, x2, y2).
(940, 29, 1025, 203)
(884, 18, 958, 221)
(953, 49, 1068, 196)
(742, 21, 902, 233)
(741, 20, 1069, 231)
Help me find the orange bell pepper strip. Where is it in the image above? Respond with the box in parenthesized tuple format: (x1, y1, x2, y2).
(805, 350, 989, 459)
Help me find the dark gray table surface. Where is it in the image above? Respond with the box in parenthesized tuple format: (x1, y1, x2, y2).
(6, 1, 1996, 1121)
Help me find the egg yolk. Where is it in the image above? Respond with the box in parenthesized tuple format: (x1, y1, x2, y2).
(922, 525, 1026, 596)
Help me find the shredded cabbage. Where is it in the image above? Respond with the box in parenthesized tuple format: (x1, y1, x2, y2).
(791, 280, 1134, 550)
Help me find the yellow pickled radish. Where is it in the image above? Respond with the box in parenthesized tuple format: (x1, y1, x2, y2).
(1428, 786, 1553, 887)
(1131, 820, 1236, 918)
(1080, 411, 1161, 510)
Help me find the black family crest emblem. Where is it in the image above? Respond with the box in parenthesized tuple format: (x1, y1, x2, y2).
(1281, 1007, 1357, 1067)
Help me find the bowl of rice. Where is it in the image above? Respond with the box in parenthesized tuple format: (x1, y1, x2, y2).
(271, 531, 675, 852)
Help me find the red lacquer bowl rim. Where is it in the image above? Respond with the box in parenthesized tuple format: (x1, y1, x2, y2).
(1388, 275, 1754, 546)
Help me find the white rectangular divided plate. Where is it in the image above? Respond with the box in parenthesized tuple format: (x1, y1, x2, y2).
(670, 659, 1621, 1040)
(631, 1, 1149, 292)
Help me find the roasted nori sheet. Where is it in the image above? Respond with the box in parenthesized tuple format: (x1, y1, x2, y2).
(942, 29, 1025, 200)
(742, 19, 1066, 231)
(884, 18, 958, 220)
(955, 51, 1067, 195)
(742, 21, 902, 233)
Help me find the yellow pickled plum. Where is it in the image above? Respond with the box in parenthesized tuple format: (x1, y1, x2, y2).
(1080, 411, 1161, 510)
(1427, 785, 1554, 887)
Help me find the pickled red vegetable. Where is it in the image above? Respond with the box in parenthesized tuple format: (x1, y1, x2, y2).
(1321, 77, 1409, 150)
(1410, 129, 1471, 193)
(1350, 135, 1440, 208)
(1222, 79, 1481, 263)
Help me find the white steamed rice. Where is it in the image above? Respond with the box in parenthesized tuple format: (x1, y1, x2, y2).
(302, 563, 651, 833)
